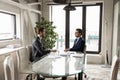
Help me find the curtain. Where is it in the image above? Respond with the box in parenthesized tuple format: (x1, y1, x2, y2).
(21, 9, 37, 47)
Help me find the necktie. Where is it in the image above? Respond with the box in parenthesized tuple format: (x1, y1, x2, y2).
(74, 39, 78, 44)
(39, 37, 44, 48)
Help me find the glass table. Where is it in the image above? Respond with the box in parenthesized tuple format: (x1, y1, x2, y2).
(32, 51, 85, 80)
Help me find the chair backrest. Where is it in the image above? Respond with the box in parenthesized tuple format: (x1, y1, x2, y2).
(4, 56, 15, 80)
(110, 55, 120, 80)
(27, 46, 33, 62)
(17, 45, 32, 72)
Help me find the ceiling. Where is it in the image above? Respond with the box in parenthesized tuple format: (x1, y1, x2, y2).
(12, 0, 84, 4)
(12, 0, 39, 3)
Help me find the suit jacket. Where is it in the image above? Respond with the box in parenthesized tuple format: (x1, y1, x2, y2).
(31, 36, 50, 62)
(70, 37, 85, 52)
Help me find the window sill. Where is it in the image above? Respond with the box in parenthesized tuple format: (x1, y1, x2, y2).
(86, 54, 102, 64)
(0, 39, 21, 48)
(0, 47, 23, 56)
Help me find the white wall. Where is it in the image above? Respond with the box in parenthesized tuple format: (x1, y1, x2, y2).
(102, 0, 114, 64)
(0, 1, 20, 13)
(113, 0, 120, 58)
(42, 0, 114, 64)
(40, 0, 50, 20)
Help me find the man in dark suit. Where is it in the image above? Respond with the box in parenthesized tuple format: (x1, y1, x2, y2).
(64, 28, 85, 52)
(32, 27, 56, 62)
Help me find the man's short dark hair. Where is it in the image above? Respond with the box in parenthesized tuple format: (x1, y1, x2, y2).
(38, 27, 45, 33)
(76, 28, 82, 34)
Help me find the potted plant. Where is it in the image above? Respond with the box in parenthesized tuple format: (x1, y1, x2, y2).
(35, 17, 57, 49)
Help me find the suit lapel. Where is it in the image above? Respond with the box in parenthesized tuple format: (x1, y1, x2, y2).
(37, 37, 44, 48)
(74, 38, 82, 46)
(74, 39, 77, 44)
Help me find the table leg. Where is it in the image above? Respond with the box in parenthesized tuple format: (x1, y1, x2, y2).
(62, 77, 67, 80)
(78, 72, 83, 80)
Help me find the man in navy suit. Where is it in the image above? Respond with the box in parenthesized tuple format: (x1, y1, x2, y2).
(64, 28, 85, 52)
(31, 27, 56, 62)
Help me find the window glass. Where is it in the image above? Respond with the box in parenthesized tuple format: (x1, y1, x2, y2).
(86, 6, 100, 51)
(50, 5, 65, 50)
(0, 12, 16, 40)
(70, 7, 82, 48)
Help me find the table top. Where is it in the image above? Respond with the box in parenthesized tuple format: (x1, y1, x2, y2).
(32, 51, 85, 77)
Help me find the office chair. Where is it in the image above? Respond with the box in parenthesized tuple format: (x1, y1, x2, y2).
(17, 46, 45, 79)
(75, 45, 87, 80)
(16, 45, 34, 74)
(4, 56, 15, 80)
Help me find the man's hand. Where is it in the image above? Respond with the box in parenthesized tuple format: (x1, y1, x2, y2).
(50, 49, 57, 52)
(64, 48, 70, 52)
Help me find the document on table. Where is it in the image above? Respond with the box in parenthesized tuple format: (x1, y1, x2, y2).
(47, 54, 61, 59)
(59, 51, 75, 56)
(72, 54, 84, 58)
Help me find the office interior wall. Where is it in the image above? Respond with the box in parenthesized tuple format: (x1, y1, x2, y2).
(40, 0, 49, 20)
(30, 12, 40, 28)
(113, 0, 120, 59)
(0, 1, 20, 13)
(102, 0, 114, 64)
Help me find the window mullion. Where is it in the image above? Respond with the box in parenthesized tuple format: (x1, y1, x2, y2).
(82, 6, 86, 40)
(98, 3, 103, 52)
(65, 10, 70, 48)
(14, 15, 16, 39)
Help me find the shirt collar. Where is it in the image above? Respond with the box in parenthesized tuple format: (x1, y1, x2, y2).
(38, 34, 42, 40)
(76, 37, 80, 40)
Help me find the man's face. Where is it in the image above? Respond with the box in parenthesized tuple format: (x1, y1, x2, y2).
(40, 29, 45, 37)
(75, 30, 81, 37)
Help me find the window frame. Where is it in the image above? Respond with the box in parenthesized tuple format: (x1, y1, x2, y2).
(0, 11, 17, 41)
(80, 3, 103, 54)
(50, 3, 103, 54)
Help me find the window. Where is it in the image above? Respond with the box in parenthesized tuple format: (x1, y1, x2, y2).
(70, 7, 82, 48)
(0, 11, 16, 40)
(50, 5, 65, 50)
(50, 3, 102, 53)
(86, 6, 101, 52)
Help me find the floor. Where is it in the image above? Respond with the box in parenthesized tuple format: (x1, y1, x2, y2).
(19, 64, 120, 80)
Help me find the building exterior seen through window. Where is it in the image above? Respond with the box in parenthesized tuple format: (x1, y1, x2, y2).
(86, 6, 100, 52)
(50, 5, 65, 50)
